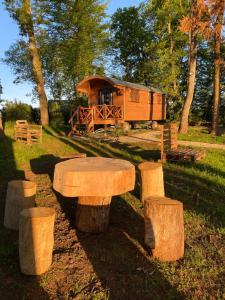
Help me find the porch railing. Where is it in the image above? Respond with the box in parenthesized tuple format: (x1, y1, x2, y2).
(94, 104, 123, 120)
(69, 104, 123, 125)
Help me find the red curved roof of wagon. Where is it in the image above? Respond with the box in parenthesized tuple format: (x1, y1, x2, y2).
(76, 75, 165, 94)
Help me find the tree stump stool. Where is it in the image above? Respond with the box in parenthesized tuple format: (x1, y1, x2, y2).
(19, 207, 55, 275)
(4, 180, 36, 230)
(53, 157, 135, 233)
(138, 162, 165, 202)
(144, 196, 184, 262)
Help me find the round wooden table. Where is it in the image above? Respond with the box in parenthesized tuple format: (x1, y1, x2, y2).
(53, 157, 135, 232)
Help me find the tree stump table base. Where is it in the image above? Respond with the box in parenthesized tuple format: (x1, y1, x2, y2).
(76, 196, 111, 233)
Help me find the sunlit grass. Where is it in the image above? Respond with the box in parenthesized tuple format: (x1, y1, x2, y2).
(179, 126, 225, 144)
(0, 122, 224, 299)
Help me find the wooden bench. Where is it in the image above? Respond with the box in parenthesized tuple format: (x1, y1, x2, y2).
(14, 120, 42, 144)
(161, 123, 205, 163)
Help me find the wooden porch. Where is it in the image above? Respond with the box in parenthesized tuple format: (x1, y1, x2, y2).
(68, 104, 123, 135)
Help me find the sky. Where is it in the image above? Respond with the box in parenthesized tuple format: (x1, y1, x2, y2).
(0, 0, 143, 105)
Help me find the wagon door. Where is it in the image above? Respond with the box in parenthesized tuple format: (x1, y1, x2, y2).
(98, 89, 113, 105)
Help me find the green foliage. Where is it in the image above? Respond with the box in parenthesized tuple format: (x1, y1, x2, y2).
(4, 101, 33, 121)
(145, 0, 188, 90)
(3, 0, 225, 127)
(48, 96, 88, 126)
(110, 5, 152, 83)
(109, 0, 225, 126)
(4, 0, 32, 36)
(48, 100, 72, 126)
(4, 40, 33, 84)
(4, 0, 109, 101)
(110, 1, 189, 119)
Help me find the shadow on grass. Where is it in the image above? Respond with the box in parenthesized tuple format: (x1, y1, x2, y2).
(43, 127, 160, 163)
(164, 165, 225, 227)
(28, 127, 225, 298)
(30, 152, 185, 300)
(76, 197, 184, 300)
(44, 127, 225, 227)
(0, 135, 50, 300)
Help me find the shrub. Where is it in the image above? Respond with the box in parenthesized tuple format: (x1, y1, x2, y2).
(4, 101, 33, 122)
(48, 100, 76, 126)
(31, 107, 40, 124)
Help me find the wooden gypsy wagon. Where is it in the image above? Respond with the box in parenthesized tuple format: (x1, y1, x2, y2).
(69, 75, 166, 134)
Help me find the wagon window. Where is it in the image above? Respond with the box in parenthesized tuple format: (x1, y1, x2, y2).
(130, 89, 140, 102)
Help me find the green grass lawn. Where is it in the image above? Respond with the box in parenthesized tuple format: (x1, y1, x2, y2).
(179, 126, 225, 144)
(0, 122, 225, 300)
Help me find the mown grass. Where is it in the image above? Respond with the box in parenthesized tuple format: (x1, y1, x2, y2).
(0, 122, 225, 300)
(179, 126, 225, 144)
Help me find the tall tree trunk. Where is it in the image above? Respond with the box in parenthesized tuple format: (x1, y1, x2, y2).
(168, 21, 178, 95)
(24, 0, 49, 125)
(179, 29, 197, 134)
(211, 1, 224, 136)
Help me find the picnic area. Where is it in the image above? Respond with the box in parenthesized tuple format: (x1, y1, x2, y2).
(0, 122, 224, 299)
(0, 0, 225, 299)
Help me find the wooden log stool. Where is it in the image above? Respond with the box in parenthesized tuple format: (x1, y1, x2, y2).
(19, 207, 55, 275)
(144, 196, 184, 262)
(53, 157, 135, 233)
(138, 162, 165, 202)
(4, 180, 36, 230)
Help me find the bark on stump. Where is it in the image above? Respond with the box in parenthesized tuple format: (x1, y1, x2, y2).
(144, 196, 184, 262)
(76, 196, 111, 232)
(138, 162, 165, 202)
(19, 207, 55, 275)
(4, 180, 36, 230)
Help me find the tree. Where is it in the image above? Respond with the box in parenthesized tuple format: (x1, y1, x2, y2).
(4, 0, 49, 125)
(110, 5, 152, 82)
(210, 0, 225, 135)
(110, 1, 189, 119)
(42, 0, 108, 99)
(179, 0, 210, 133)
(4, 0, 108, 103)
(145, 0, 189, 119)
(191, 43, 214, 121)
